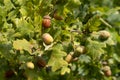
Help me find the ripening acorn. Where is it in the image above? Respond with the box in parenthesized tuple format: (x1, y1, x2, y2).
(102, 66, 112, 77)
(42, 15, 51, 28)
(74, 46, 86, 57)
(26, 62, 34, 69)
(65, 53, 73, 63)
(104, 69, 112, 77)
(42, 33, 53, 45)
(99, 30, 110, 40)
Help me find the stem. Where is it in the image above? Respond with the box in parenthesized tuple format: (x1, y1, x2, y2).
(69, 30, 82, 34)
(100, 18, 112, 28)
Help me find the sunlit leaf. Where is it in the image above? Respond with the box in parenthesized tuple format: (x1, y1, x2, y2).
(13, 18, 34, 36)
(19, 6, 28, 16)
(84, 15, 101, 32)
(61, 66, 70, 75)
(13, 39, 32, 54)
(48, 44, 68, 71)
(8, 9, 19, 20)
(4, 0, 15, 11)
(0, 0, 119, 79)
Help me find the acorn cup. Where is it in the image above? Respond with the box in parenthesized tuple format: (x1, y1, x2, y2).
(102, 61, 108, 66)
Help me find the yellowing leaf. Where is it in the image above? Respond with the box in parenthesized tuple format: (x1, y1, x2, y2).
(61, 66, 70, 75)
(4, 0, 15, 11)
(13, 39, 32, 53)
(104, 37, 115, 45)
(12, 18, 34, 36)
(19, 6, 28, 16)
(48, 44, 68, 72)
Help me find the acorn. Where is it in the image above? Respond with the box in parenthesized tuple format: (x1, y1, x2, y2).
(26, 62, 34, 69)
(42, 33, 53, 45)
(65, 52, 74, 63)
(99, 30, 110, 40)
(53, 12, 63, 20)
(42, 15, 51, 28)
(36, 56, 46, 68)
(102, 66, 112, 77)
(74, 46, 86, 57)
(104, 69, 112, 77)
(75, 46, 85, 54)
(5, 70, 14, 78)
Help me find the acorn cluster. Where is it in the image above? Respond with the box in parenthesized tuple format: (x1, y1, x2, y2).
(42, 15, 53, 45)
(65, 45, 86, 63)
(102, 61, 112, 77)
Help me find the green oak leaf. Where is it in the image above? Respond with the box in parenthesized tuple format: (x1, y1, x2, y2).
(48, 44, 68, 72)
(13, 39, 32, 54)
(61, 66, 70, 75)
(86, 38, 106, 60)
(12, 18, 34, 36)
(4, 0, 15, 11)
(78, 54, 91, 63)
(84, 15, 101, 32)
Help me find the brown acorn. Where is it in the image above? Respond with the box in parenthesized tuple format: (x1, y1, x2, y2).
(5, 70, 14, 78)
(36, 56, 46, 68)
(42, 33, 53, 45)
(53, 13, 63, 20)
(42, 15, 51, 28)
